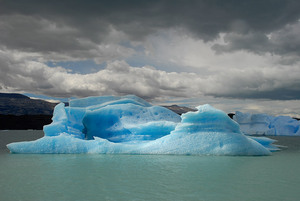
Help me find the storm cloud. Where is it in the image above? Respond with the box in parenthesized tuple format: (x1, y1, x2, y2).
(1, 0, 299, 53)
(0, 0, 300, 109)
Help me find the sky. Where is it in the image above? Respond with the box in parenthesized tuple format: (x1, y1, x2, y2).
(0, 0, 300, 116)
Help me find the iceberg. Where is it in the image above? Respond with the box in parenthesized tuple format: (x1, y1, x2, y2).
(234, 111, 300, 136)
(7, 95, 277, 155)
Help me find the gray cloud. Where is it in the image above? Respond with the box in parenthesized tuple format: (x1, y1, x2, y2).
(0, 0, 299, 55)
(0, 14, 135, 63)
(204, 66, 300, 100)
(212, 32, 270, 54)
(212, 21, 300, 60)
(0, 0, 300, 104)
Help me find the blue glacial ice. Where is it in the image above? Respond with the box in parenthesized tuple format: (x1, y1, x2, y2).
(234, 111, 300, 136)
(7, 95, 277, 155)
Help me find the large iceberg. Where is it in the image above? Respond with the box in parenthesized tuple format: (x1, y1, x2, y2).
(234, 111, 300, 136)
(7, 95, 277, 155)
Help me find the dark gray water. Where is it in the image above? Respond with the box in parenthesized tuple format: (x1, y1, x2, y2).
(1, 130, 300, 201)
(0, 130, 44, 153)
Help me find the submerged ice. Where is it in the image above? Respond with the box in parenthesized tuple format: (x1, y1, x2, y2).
(7, 95, 277, 155)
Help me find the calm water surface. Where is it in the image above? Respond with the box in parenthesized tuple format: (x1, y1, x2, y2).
(0, 130, 300, 201)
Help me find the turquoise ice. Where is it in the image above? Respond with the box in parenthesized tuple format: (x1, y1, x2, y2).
(7, 95, 277, 155)
(234, 111, 300, 136)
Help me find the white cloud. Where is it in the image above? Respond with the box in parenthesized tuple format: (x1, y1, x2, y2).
(0, 49, 203, 99)
(1, 46, 300, 116)
(136, 29, 300, 99)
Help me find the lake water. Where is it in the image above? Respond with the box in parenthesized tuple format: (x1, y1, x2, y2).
(1, 130, 300, 201)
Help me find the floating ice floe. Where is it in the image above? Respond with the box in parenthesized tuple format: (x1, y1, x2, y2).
(234, 111, 300, 136)
(7, 95, 278, 155)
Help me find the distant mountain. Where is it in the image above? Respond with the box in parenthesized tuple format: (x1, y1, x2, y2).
(0, 93, 57, 129)
(163, 105, 196, 115)
(164, 105, 238, 119)
(0, 93, 57, 115)
(0, 93, 30, 99)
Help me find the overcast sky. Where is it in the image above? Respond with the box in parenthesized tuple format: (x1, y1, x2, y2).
(0, 0, 300, 116)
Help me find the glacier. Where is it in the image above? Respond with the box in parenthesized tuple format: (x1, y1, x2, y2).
(7, 95, 278, 155)
(234, 111, 300, 136)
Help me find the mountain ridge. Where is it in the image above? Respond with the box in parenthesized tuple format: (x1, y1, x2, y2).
(0, 93, 57, 115)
